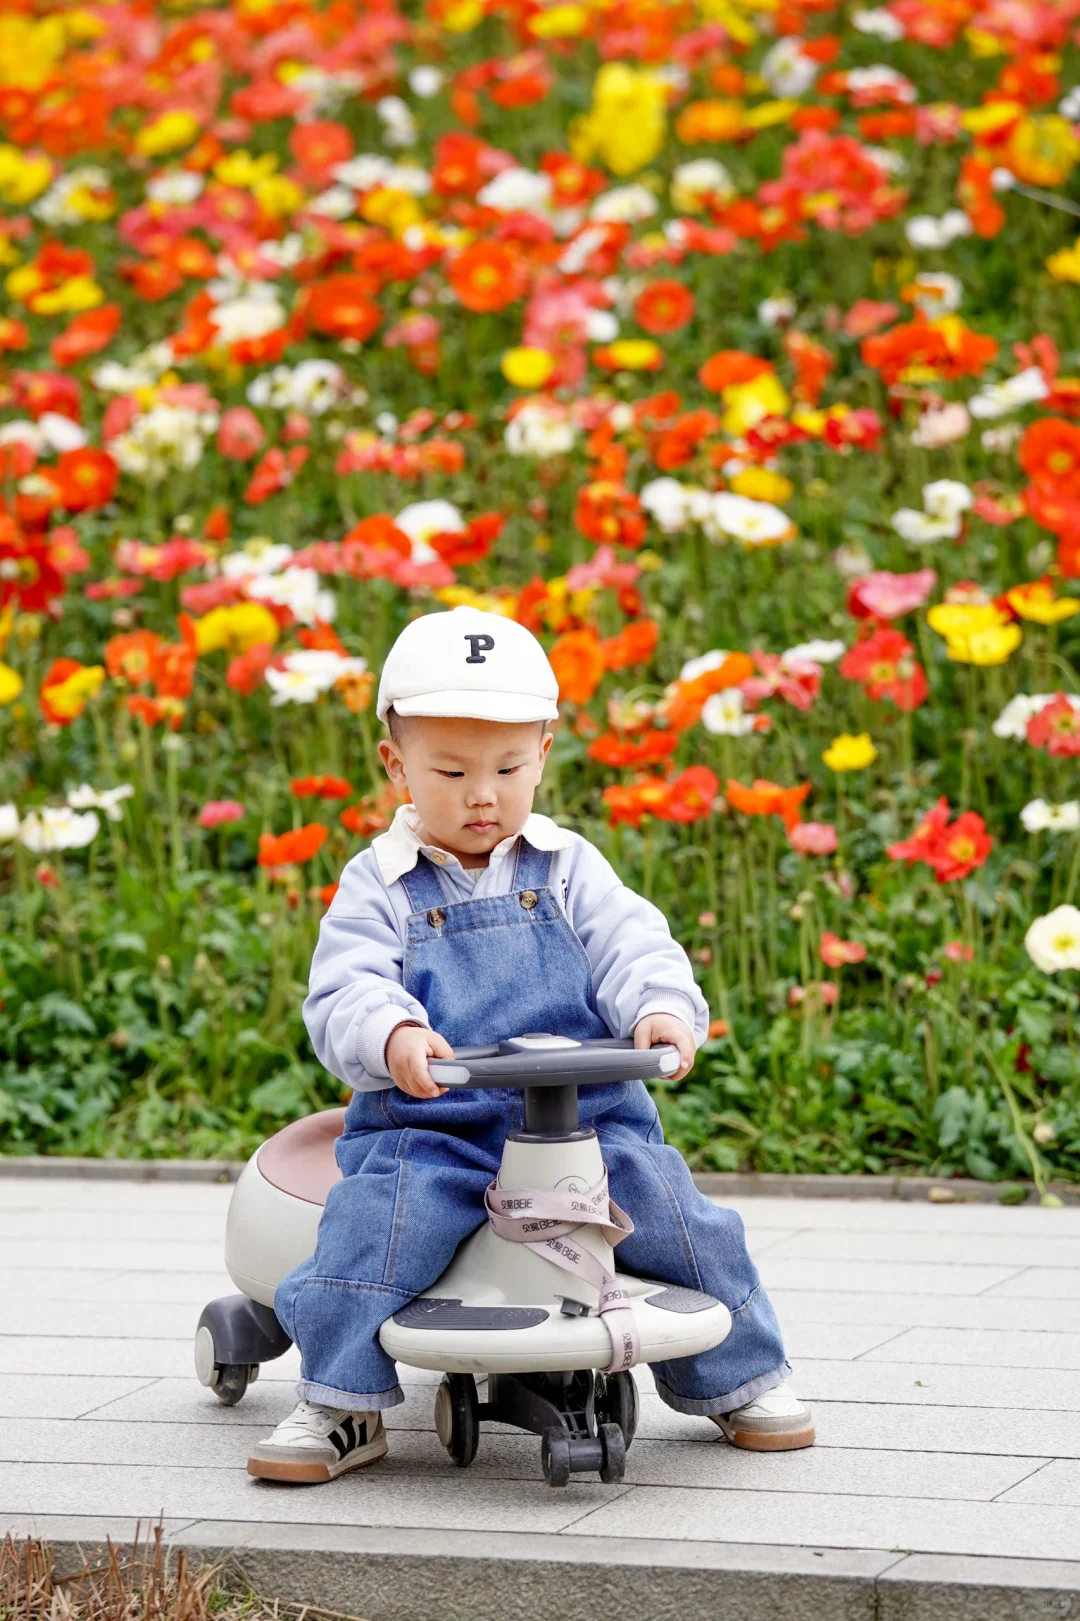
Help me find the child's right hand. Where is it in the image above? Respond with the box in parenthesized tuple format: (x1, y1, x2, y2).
(385, 1022, 454, 1098)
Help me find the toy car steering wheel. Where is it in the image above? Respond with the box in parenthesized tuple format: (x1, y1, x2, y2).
(429, 1034, 680, 1090)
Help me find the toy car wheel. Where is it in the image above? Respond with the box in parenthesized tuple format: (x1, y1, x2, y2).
(598, 1421, 626, 1484)
(595, 1371, 637, 1448)
(434, 1374, 479, 1468)
(214, 1364, 254, 1406)
(541, 1427, 571, 1488)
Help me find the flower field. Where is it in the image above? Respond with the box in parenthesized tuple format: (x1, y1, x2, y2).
(3, 0, 1080, 1189)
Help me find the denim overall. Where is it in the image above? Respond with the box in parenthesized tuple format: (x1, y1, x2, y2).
(275, 839, 790, 1414)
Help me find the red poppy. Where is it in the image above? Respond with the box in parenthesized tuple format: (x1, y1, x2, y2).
(1026, 693, 1080, 756)
(0, 528, 64, 612)
(47, 448, 118, 513)
(839, 628, 928, 711)
(226, 642, 274, 695)
(289, 120, 354, 182)
(659, 766, 720, 824)
(50, 305, 122, 369)
(290, 775, 354, 800)
(634, 280, 695, 335)
(887, 797, 951, 864)
(1020, 417, 1080, 499)
(429, 512, 505, 567)
(588, 730, 677, 767)
(925, 812, 992, 884)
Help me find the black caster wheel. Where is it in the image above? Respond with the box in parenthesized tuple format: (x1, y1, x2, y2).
(598, 1421, 626, 1484)
(595, 1371, 637, 1447)
(214, 1363, 257, 1406)
(434, 1373, 479, 1467)
(541, 1426, 571, 1487)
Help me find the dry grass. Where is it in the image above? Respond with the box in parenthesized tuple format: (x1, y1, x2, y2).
(0, 1528, 366, 1621)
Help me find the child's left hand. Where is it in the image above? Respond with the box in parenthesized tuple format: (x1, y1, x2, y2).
(633, 1013, 696, 1081)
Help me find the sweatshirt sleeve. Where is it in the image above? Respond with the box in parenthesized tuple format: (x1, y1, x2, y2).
(302, 850, 428, 1091)
(564, 837, 710, 1046)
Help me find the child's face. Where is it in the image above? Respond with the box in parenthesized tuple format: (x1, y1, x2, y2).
(379, 716, 553, 865)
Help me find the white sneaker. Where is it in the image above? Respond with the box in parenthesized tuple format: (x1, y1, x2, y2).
(248, 1399, 388, 1483)
(712, 1381, 815, 1451)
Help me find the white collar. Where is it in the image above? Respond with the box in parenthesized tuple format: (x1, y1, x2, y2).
(372, 803, 573, 886)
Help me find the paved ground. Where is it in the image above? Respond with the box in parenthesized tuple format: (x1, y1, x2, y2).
(3, 1174, 1080, 1617)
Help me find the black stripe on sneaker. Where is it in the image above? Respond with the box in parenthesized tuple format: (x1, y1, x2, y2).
(328, 1416, 356, 1459)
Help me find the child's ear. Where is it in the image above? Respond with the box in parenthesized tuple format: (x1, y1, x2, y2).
(537, 729, 553, 780)
(378, 737, 407, 790)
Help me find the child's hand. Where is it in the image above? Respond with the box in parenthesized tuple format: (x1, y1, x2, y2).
(386, 1023, 454, 1098)
(634, 1014, 696, 1081)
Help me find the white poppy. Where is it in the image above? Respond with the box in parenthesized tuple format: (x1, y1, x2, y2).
(706, 492, 793, 548)
(590, 185, 658, 224)
(19, 807, 100, 852)
(922, 479, 974, 519)
(905, 210, 972, 249)
(890, 509, 961, 544)
(678, 650, 730, 683)
(1020, 799, 1080, 834)
(702, 688, 755, 737)
(66, 784, 134, 822)
(760, 38, 819, 97)
(968, 367, 1050, 420)
(852, 7, 905, 39)
(504, 402, 576, 459)
(992, 693, 1059, 739)
(641, 479, 712, 533)
(265, 650, 367, 706)
(247, 567, 337, 626)
(0, 804, 19, 842)
(221, 541, 295, 579)
(784, 639, 846, 664)
(409, 66, 444, 98)
(477, 168, 552, 214)
(1026, 905, 1080, 973)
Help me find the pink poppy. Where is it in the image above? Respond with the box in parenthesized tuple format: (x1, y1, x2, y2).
(199, 800, 246, 830)
(217, 407, 266, 462)
(848, 568, 936, 620)
(788, 821, 838, 856)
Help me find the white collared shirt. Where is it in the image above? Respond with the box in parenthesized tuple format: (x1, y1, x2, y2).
(304, 804, 708, 1091)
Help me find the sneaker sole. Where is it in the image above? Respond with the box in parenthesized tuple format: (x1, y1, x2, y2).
(247, 1432, 388, 1484)
(715, 1418, 816, 1452)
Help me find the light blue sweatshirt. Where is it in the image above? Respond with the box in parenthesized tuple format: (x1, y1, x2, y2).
(303, 804, 709, 1091)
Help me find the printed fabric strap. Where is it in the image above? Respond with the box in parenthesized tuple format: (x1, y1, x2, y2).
(484, 1172, 640, 1374)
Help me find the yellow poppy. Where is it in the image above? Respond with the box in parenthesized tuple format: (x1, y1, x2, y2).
(823, 733, 878, 772)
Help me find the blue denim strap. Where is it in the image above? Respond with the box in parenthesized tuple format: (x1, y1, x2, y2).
(511, 839, 553, 891)
(398, 856, 448, 914)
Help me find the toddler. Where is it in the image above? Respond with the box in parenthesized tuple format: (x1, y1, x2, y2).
(249, 607, 811, 1482)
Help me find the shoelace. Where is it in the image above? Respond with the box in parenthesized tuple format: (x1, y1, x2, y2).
(484, 1169, 640, 1374)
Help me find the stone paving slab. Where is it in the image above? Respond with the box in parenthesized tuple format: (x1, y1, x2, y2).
(3, 1175, 1080, 1620)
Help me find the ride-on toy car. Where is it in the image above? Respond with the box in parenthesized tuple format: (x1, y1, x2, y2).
(195, 1035, 733, 1485)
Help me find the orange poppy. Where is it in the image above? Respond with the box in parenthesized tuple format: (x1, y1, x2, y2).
(104, 629, 161, 685)
(257, 823, 329, 867)
(601, 619, 660, 670)
(549, 628, 606, 705)
(306, 275, 383, 343)
(661, 654, 755, 731)
(698, 351, 774, 394)
(574, 482, 648, 549)
(448, 241, 528, 313)
(725, 777, 811, 834)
